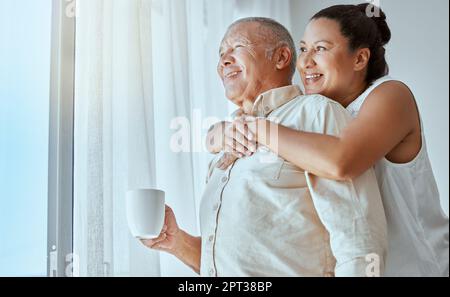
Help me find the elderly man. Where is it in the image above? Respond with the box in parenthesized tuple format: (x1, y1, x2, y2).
(142, 17, 387, 277)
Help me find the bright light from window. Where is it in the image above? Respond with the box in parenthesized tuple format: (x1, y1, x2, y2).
(0, 0, 52, 276)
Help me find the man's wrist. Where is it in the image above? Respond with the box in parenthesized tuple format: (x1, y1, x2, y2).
(172, 229, 187, 258)
(173, 229, 198, 259)
(172, 229, 201, 274)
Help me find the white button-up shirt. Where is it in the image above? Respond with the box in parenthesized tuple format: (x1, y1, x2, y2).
(200, 85, 387, 277)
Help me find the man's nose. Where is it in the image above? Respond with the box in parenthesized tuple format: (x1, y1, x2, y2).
(298, 51, 316, 70)
(220, 51, 234, 68)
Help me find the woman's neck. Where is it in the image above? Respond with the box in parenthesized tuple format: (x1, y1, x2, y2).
(337, 81, 368, 108)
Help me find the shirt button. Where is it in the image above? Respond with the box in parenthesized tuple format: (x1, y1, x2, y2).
(208, 235, 214, 242)
(264, 106, 270, 112)
(221, 176, 228, 183)
(209, 268, 215, 276)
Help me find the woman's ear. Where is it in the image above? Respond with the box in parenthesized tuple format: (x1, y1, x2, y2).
(275, 46, 293, 71)
(354, 48, 371, 71)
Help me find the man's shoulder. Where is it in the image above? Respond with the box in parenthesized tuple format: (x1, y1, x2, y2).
(284, 93, 347, 116)
(275, 93, 351, 134)
(297, 93, 344, 109)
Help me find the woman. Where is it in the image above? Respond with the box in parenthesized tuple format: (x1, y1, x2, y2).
(209, 3, 449, 276)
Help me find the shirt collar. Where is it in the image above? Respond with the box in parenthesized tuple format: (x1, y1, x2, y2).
(250, 85, 303, 117)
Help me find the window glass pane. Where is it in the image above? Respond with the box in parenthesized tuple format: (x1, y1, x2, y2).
(0, 0, 52, 276)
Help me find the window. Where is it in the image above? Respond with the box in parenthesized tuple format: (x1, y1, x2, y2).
(0, 0, 53, 276)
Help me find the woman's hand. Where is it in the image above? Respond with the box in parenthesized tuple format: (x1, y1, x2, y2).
(210, 116, 274, 171)
(206, 115, 258, 157)
(213, 116, 262, 170)
(223, 117, 257, 157)
(141, 205, 180, 255)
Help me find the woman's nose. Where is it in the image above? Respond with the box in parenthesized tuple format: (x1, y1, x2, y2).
(298, 51, 316, 70)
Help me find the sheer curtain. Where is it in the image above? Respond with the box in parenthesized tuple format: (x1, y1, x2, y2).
(74, 0, 292, 277)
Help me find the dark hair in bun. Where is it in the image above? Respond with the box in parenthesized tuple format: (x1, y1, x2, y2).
(312, 3, 391, 83)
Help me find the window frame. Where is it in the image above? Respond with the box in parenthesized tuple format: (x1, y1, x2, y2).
(47, 0, 76, 277)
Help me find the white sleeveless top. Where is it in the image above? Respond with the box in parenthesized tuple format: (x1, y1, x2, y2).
(346, 76, 449, 276)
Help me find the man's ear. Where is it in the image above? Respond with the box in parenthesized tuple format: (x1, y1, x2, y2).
(354, 48, 371, 72)
(275, 46, 292, 71)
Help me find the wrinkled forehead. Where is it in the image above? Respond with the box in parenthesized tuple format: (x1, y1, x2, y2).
(220, 22, 273, 50)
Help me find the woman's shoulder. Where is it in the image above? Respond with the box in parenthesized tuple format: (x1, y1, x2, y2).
(364, 79, 417, 113)
(371, 79, 412, 96)
(349, 77, 415, 114)
(362, 78, 422, 154)
(298, 93, 345, 111)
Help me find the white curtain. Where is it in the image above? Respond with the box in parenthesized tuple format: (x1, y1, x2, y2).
(74, 0, 292, 277)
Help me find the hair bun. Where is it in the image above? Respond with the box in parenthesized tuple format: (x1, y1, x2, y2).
(357, 3, 391, 46)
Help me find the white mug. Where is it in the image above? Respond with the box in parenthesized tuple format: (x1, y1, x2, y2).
(126, 189, 165, 240)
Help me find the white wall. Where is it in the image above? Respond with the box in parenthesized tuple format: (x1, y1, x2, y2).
(290, 0, 449, 215)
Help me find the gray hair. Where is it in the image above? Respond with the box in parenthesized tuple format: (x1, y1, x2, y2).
(226, 17, 297, 79)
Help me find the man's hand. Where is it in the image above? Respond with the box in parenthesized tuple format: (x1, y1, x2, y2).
(216, 152, 238, 170)
(141, 205, 180, 255)
(223, 117, 258, 157)
(244, 116, 276, 150)
(141, 205, 202, 274)
(206, 118, 258, 157)
(206, 121, 227, 154)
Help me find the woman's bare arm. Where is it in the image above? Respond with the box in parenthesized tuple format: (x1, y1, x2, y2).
(254, 81, 421, 180)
